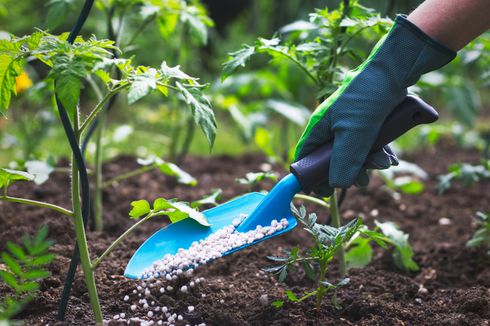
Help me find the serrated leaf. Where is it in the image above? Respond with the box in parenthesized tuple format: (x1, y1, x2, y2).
(176, 82, 216, 148)
(55, 74, 81, 115)
(181, 9, 208, 45)
(160, 61, 196, 81)
(0, 52, 24, 116)
(129, 200, 151, 219)
(127, 69, 157, 104)
(222, 45, 256, 81)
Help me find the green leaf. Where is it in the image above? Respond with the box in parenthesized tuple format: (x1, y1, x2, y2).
(0, 270, 18, 289)
(33, 225, 49, 248)
(129, 200, 151, 219)
(151, 198, 211, 227)
(45, 0, 74, 30)
(55, 74, 81, 115)
(1, 252, 22, 276)
(171, 202, 210, 226)
(236, 171, 278, 186)
(29, 253, 55, 266)
(157, 161, 197, 186)
(6, 242, 26, 261)
(265, 99, 310, 126)
(176, 82, 217, 148)
(393, 176, 425, 195)
(272, 300, 284, 308)
(0, 51, 24, 116)
(0, 168, 34, 189)
(345, 237, 373, 270)
(127, 68, 157, 104)
(375, 221, 419, 272)
(160, 61, 196, 81)
(22, 269, 50, 280)
(285, 290, 298, 302)
(221, 45, 256, 81)
(16, 281, 39, 293)
(153, 198, 174, 212)
(191, 189, 222, 208)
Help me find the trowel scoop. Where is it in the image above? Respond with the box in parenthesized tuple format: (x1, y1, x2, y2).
(124, 96, 438, 279)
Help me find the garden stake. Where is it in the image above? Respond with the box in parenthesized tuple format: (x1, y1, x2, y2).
(126, 96, 438, 278)
(53, 0, 101, 321)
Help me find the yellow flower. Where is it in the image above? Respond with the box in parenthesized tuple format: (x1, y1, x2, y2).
(15, 71, 33, 94)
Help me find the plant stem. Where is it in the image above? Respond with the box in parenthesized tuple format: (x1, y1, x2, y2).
(92, 212, 153, 269)
(101, 164, 157, 189)
(330, 188, 346, 277)
(316, 262, 327, 309)
(260, 47, 321, 86)
(93, 112, 106, 232)
(80, 84, 129, 133)
(294, 194, 330, 209)
(0, 195, 74, 218)
(71, 112, 103, 322)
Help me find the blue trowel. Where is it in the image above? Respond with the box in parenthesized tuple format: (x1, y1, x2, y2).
(125, 96, 438, 278)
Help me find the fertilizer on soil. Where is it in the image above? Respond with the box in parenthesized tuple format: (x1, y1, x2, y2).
(105, 216, 289, 325)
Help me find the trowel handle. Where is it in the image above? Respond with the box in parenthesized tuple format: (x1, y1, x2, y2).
(290, 96, 438, 194)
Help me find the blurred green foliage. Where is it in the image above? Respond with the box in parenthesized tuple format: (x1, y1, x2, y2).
(0, 0, 489, 167)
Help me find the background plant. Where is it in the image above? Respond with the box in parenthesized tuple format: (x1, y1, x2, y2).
(466, 212, 490, 256)
(0, 226, 55, 322)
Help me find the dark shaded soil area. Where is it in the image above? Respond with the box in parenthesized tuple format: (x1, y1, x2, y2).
(0, 140, 489, 325)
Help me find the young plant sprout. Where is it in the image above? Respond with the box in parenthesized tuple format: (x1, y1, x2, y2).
(466, 211, 490, 255)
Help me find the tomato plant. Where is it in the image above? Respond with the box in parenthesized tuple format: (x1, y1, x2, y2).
(0, 0, 216, 322)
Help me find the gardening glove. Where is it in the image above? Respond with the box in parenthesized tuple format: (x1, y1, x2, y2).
(294, 15, 456, 197)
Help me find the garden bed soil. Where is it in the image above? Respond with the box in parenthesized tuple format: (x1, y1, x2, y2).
(1, 140, 489, 325)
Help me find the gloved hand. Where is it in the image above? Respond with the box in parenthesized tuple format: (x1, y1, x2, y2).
(294, 15, 456, 197)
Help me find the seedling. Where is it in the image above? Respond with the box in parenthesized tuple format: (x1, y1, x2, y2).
(266, 206, 386, 309)
(376, 160, 428, 195)
(0, 226, 55, 322)
(467, 212, 490, 256)
(438, 160, 490, 194)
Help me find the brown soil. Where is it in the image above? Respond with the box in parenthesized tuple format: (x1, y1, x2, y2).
(0, 140, 489, 325)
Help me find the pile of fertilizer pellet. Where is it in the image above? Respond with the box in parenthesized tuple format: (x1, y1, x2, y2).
(105, 216, 288, 326)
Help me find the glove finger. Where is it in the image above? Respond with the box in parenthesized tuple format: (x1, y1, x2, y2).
(312, 181, 334, 198)
(329, 131, 371, 188)
(364, 146, 398, 169)
(384, 145, 399, 166)
(354, 168, 370, 187)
